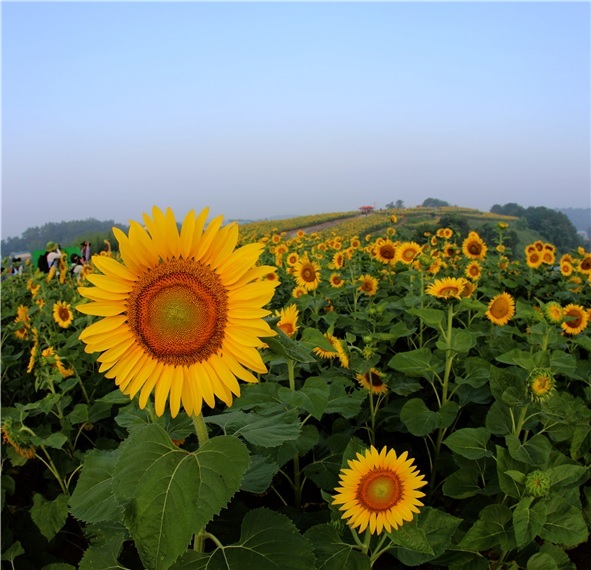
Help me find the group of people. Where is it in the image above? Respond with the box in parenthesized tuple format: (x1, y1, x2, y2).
(36, 240, 92, 280)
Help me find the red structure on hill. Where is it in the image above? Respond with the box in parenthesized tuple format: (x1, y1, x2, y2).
(359, 205, 374, 215)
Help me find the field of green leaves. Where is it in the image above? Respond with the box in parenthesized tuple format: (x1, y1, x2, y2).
(2, 207, 590, 570)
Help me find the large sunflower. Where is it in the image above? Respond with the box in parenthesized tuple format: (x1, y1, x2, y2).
(374, 239, 397, 264)
(293, 255, 321, 291)
(396, 242, 422, 265)
(561, 304, 588, 336)
(53, 301, 74, 328)
(462, 232, 488, 260)
(426, 277, 468, 300)
(332, 446, 427, 535)
(76, 207, 278, 417)
(485, 292, 515, 326)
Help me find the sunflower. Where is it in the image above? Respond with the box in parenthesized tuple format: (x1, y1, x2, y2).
(396, 242, 422, 265)
(462, 232, 488, 260)
(465, 261, 481, 280)
(53, 301, 74, 328)
(541, 250, 555, 265)
(1, 418, 36, 459)
(358, 274, 378, 296)
(14, 305, 30, 327)
(76, 206, 278, 418)
(560, 260, 573, 277)
(356, 368, 388, 395)
(331, 252, 345, 270)
(275, 304, 299, 338)
(426, 277, 468, 300)
(526, 252, 543, 269)
(294, 255, 321, 291)
(578, 255, 591, 275)
(292, 285, 308, 299)
(41, 347, 74, 378)
(561, 304, 588, 336)
(528, 369, 555, 402)
(374, 239, 397, 264)
(313, 333, 342, 360)
(544, 302, 563, 324)
(332, 446, 427, 535)
(286, 252, 299, 267)
(485, 292, 515, 326)
(329, 273, 345, 288)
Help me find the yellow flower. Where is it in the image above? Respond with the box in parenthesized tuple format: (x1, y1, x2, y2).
(561, 304, 588, 336)
(294, 255, 321, 291)
(465, 261, 481, 281)
(578, 254, 591, 275)
(462, 232, 488, 260)
(332, 446, 427, 535)
(76, 206, 278, 418)
(426, 277, 469, 300)
(329, 273, 345, 288)
(526, 251, 543, 269)
(358, 274, 378, 296)
(356, 368, 388, 395)
(292, 285, 308, 299)
(374, 239, 397, 264)
(53, 301, 74, 328)
(275, 304, 299, 338)
(396, 242, 422, 265)
(544, 302, 563, 324)
(528, 369, 555, 402)
(486, 292, 515, 326)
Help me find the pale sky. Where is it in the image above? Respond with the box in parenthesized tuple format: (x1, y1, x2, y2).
(2, 1, 590, 239)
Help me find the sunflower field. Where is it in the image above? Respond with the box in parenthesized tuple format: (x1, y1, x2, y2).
(1, 207, 590, 570)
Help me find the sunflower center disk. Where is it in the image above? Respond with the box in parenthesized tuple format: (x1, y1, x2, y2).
(128, 259, 228, 366)
(302, 266, 316, 282)
(491, 299, 509, 317)
(358, 469, 402, 511)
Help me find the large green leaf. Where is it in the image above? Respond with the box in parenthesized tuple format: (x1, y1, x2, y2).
(265, 328, 316, 363)
(513, 496, 547, 548)
(30, 493, 69, 541)
(387, 520, 434, 556)
(442, 466, 482, 499)
(171, 508, 316, 570)
(539, 495, 589, 547)
(458, 504, 514, 552)
(394, 507, 461, 566)
(400, 399, 439, 436)
(78, 534, 128, 570)
(443, 428, 493, 460)
(436, 328, 478, 353)
(505, 434, 552, 466)
(407, 308, 445, 330)
(278, 376, 330, 420)
(324, 378, 366, 419)
(304, 524, 371, 570)
(69, 449, 122, 523)
(546, 464, 589, 488)
(113, 425, 249, 570)
(206, 409, 301, 447)
(388, 348, 444, 379)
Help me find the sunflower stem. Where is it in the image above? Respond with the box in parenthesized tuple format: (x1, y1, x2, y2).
(288, 359, 302, 509)
(191, 413, 209, 448)
(361, 528, 372, 556)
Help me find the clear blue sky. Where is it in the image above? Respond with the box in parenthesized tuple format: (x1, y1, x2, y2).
(2, 1, 590, 239)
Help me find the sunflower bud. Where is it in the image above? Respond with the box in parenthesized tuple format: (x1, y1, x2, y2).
(525, 470, 551, 497)
(528, 369, 555, 402)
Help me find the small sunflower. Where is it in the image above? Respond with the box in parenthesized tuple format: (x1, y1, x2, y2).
(526, 252, 543, 269)
(485, 292, 515, 326)
(425, 277, 468, 300)
(53, 301, 74, 328)
(462, 232, 488, 260)
(313, 333, 343, 361)
(528, 369, 555, 402)
(356, 368, 388, 395)
(561, 304, 588, 336)
(396, 242, 422, 265)
(358, 274, 379, 296)
(332, 446, 427, 535)
(465, 261, 481, 280)
(544, 302, 563, 324)
(294, 255, 321, 291)
(292, 285, 308, 299)
(275, 304, 299, 338)
(329, 273, 345, 288)
(374, 239, 397, 264)
(286, 252, 299, 267)
(560, 260, 573, 277)
(76, 206, 278, 418)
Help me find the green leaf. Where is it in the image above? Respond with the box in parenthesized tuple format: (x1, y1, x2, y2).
(539, 495, 589, 547)
(526, 553, 559, 570)
(513, 496, 547, 547)
(486, 401, 513, 435)
(387, 520, 434, 555)
(549, 351, 577, 376)
(489, 365, 521, 401)
(388, 348, 444, 379)
(206, 409, 301, 447)
(505, 434, 552, 466)
(69, 449, 122, 524)
(172, 508, 316, 570)
(407, 308, 445, 330)
(443, 428, 492, 460)
(458, 504, 513, 552)
(546, 464, 589, 488)
(30, 493, 69, 541)
(438, 400, 459, 429)
(436, 328, 478, 353)
(400, 399, 439, 436)
(240, 455, 279, 494)
(67, 403, 89, 425)
(538, 544, 577, 570)
(42, 564, 77, 570)
(458, 357, 491, 388)
(31, 432, 68, 450)
(114, 425, 249, 570)
(278, 376, 330, 420)
(265, 328, 315, 363)
(0, 541, 24, 562)
(496, 349, 536, 370)
(78, 534, 127, 570)
(394, 507, 462, 566)
(324, 378, 366, 419)
(301, 327, 339, 353)
(305, 524, 371, 570)
(442, 467, 482, 499)
(496, 446, 526, 499)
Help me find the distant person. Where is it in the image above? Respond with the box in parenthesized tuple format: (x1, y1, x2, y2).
(70, 253, 84, 281)
(11, 257, 23, 276)
(80, 241, 91, 263)
(38, 242, 61, 273)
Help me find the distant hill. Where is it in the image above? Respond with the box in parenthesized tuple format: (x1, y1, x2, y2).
(555, 207, 590, 235)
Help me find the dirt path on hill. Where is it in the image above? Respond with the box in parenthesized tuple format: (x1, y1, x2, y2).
(285, 214, 367, 238)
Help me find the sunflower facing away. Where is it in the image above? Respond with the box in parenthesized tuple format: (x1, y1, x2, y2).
(275, 304, 299, 338)
(485, 292, 515, 326)
(332, 446, 427, 535)
(76, 206, 279, 417)
(53, 301, 74, 328)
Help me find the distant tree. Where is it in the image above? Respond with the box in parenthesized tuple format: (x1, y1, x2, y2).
(395, 200, 405, 209)
(384, 201, 394, 209)
(422, 198, 449, 208)
(490, 203, 526, 217)
(523, 207, 581, 250)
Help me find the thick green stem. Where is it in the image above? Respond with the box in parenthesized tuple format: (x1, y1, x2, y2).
(514, 405, 529, 438)
(288, 359, 302, 509)
(360, 528, 372, 556)
(192, 412, 210, 552)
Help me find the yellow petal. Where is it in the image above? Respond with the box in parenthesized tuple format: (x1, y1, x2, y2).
(169, 366, 184, 418)
(92, 256, 137, 282)
(189, 207, 210, 257)
(76, 301, 126, 317)
(124, 356, 158, 399)
(179, 210, 196, 260)
(153, 365, 174, 416)
(84, 273, 134, 293)
(77, 287, 128, 302)
(128, 220, 159, 266)
(113, 226, 145, 276)
(208, 353, 241, 396)
(195, 215, 224, 261)
(139, 362, 164, 409)
(197, 361, 217, 409)
(224, 337, 268, 373)
(217, 243, 265, 285)
(222, 354, 259, 384)
(79, 315, 128, 340)
(202, 222, 239, 268)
